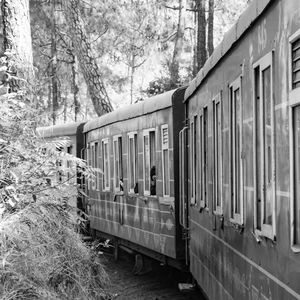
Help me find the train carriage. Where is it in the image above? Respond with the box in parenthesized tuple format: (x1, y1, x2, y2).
(37, 122, 85, 209)
(83, 88, 187, 266)
(182, 0, 300, 299)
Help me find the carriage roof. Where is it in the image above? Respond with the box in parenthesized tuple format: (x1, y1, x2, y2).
(83, 89, 175, 133)
(184, 0, 272, 102)
(37, 122, 83, 138)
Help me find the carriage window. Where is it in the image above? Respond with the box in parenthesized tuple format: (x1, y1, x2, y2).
(230, 77, 243, 224)
(87, 144, 91, 189)
(199, 114, 203, 206)
(67, 145, 73, 181)
(253, 51, 275, 239)
(57, 146, 63, 183)
(128, 132, 138, 194)
(190, 120, 195, 204)
(292, 105, 300, 246)
(143, 129, 156, 195)
(113, 136, 123, 192)
(94, 142, 100, 190)
(194, 116, 198, 203)
(162, 125, 170, 196)
(102, 138, 110, 191)
(213, 94, 223, 214)
(201, 107, 208, 208)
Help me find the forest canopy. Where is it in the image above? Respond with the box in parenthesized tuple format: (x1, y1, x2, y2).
(3, 0, 250, 124)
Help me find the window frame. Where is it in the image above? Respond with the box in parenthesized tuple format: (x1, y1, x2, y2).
(86, 144, 91, 190)
(200, 106, 209, 209)
(190, 117, 195, 204)
(66, 145, 73, 182)
(127, 131, 138, 194)
(213, 93, 223, 215)
(289, 31, 300, 251)
(253, 51, 275, 240)
(229, 76, 244, 225)
(94, 142, 100, 190)
(102, 138, 110, 191)
(143, 128, 156, 196)
(199, 110, 204, 208)
(161, 124, 170, 197)
(179, 126, 188, 228)
(91, 142, 96, 190)
(113, 135, 123, 192)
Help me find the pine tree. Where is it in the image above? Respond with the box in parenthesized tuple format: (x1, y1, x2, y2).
(62, 0, 113, 116)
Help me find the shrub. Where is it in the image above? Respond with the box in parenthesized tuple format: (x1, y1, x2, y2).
(0, 74, 110, 299)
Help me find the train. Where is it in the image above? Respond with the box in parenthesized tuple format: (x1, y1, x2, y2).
(37, 0, 300, 299)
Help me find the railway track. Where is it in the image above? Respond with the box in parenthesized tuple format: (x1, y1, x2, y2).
(98, 247, 206, 300)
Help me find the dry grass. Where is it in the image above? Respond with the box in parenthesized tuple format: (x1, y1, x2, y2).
(0, 199, 110, 300)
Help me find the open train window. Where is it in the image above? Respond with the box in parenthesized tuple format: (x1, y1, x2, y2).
(94, 142, 100, 190)
(253, 51, 275, 240)
(199, 107, 208, 209)
(213, 93, 223, 215)
(289, 31, 300, 250)
(86, 144, 91, 190)
(67, 145, 73, 182)
(143, 129, 156, 195)
(89, 141, 100, 191)
(229, 76, 243, 225)
(113, 135, 123, 192)
(102, 138, 110, 191)
(190, 115, 198, 205)
(291, 105, 300, 250)
(56, 146, 63, 183)
(128, 132, 138, 194)
(161, 125, 170, 197)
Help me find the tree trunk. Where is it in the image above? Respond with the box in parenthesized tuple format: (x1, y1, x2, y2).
(1, 0, 34, 87)
(194, 0, 207, 75)
(51, 0, 59, 125)
(130, 55, 134, 104)
(71, 50, 80, 121)
(207, 0, 214, 56)
(169, 0, 186, 87)
(62, 0, 113, 116)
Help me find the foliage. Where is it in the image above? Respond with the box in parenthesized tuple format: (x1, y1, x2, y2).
(145, 75, 183, 96)
(29, 0, 250, 114)
(0, 200, 110, 299)
(0, 76, 110, 299)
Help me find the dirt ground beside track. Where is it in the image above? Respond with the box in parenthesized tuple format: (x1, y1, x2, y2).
(100, 251, 206, 300)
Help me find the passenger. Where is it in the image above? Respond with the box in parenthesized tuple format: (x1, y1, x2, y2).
(150, 166, 156, 195)
(134, 182, 139, 194)
(119, 178, 124, 191)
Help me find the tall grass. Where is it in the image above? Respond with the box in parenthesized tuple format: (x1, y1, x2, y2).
(0, 199, 110, 300)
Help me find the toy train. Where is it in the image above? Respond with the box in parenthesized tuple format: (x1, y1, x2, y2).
(38, 0, 300, 298)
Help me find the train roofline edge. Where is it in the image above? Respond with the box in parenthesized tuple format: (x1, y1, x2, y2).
(184, 0, 273, 103)
(83, 89, 178, 133)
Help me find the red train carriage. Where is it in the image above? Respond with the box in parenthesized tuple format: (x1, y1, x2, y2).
(182, 0, 300, 299)
(83, 88, 187, 267)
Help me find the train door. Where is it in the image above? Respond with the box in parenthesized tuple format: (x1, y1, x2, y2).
(179, 126, 189, 264)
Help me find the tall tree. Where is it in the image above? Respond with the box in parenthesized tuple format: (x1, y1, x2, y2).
(1, 0, 33, 88)
(169, 0, 187, 87)
(194, 0, 206, 75)
(51, 0, 59, 124)
(62, 0, 113, 116)
(207, 0, 214, 56)
(71, 49, 80, 121)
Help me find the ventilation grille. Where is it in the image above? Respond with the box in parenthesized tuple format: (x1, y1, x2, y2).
(292, 38, 300, 89)
(162, 127, 168, 146)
